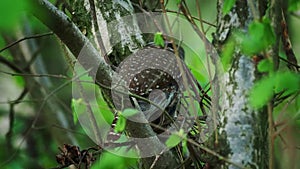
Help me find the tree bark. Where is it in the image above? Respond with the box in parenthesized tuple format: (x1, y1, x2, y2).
(213, 1, 269, 168)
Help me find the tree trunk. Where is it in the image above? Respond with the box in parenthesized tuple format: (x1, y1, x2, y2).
(212, 0, 275, 168)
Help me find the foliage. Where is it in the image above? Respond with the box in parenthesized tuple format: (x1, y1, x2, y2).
(220, 37, 235, 70)
(235, 18, 275, 55)
(257, 59, 274, 73)
(153, 32, 165, 47)
(249, 71, 300, 109)
(165, 129, 186, 148)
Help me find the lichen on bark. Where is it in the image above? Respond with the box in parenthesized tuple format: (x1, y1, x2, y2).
(220, 55, 258, 169)
(213, 0, 269, 168)
(96, 0, 144, 67)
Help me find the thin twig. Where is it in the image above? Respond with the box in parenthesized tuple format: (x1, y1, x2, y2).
(279, 56, 300, 69)
(188, 138, 247, 169)
(6, 88, 28, 150)
(0, 69, 69, 79)
(195, 0, 205, 34)
(154, 9, 217, 27)
(268, 102, 275, 169)
(281, 10, 299, 71)
(0, 32, 53, 53)
(149, 149, 166, 169)
(148, 120, 245, 168)
(178, 0, 219, 145)
(0, 55, 23, 73)
(273, 92, 300, 137)
(0, 70, 91, 168)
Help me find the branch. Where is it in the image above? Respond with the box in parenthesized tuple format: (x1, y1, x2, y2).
(270, 0, 284, 70)
(0, 69, 69, 79)
(28, 1, 179, 168)
(28, 0, 112, 88)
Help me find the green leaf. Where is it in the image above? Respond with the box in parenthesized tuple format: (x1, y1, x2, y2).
(97, 91, 114, 125)
(250, 71, 300, 109)
(185, 51, 208, 84)
(178, 128, 185, 137)
(71, 98, 85, 124)
(166, 134, 181, 148)
(223, 0, 236, 15)
(221, 38, 235, 70)
(181, 138, 188, 156)
(112, 109, 138, 133)
(165, 129, 185, 148)
(249, 76, 275, 108)
(249, 72, 300, 108)
(189, 65, 207, 83)
(154, 32, 165, 47)
(240, 19, 275, 55)
(114, 113, 126, 133)
(257, 59, 274, 73)
(274, 72, 300, 95)
(121, 108, 138, 118)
